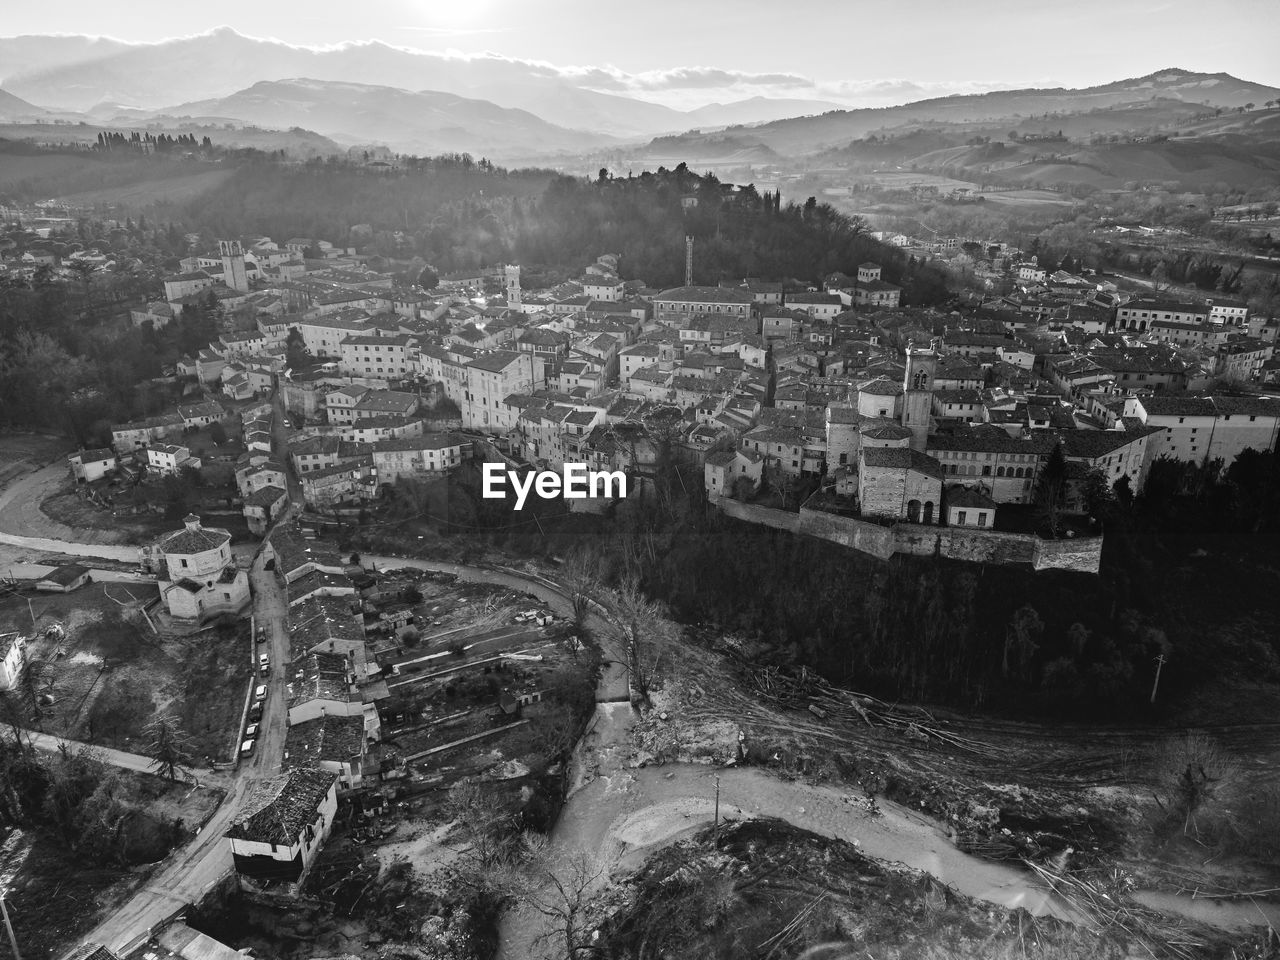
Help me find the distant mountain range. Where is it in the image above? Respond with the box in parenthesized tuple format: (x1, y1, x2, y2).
(1, 30, 1278, 172)
(0, 28, 840, 138)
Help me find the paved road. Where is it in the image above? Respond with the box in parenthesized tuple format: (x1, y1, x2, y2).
(24, 730, 168, 776)
(60, 394, 307, 956)
(86, 776, 245, 955)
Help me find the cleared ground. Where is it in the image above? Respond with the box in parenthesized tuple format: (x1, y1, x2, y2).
(5, 583, 253, 760)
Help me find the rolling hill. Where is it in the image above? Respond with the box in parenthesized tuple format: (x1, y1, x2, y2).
(656, 70, 1280, 157)
(158, 78, 618, 160)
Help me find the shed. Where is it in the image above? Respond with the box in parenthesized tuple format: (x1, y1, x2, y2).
(36, 564, 91, 593)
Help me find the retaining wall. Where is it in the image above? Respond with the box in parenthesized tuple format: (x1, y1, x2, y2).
(710, 497, 1101, 573)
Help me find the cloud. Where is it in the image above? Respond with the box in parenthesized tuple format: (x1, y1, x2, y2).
(393, 25, 509, 38)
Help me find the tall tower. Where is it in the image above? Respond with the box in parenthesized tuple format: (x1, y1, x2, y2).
(901, 340, 937, 452)
(218, 239, 249, 293)
(685, 236, 694, 286)
(504, 264, 522, 306)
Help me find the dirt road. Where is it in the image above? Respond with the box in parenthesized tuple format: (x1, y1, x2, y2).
(0, 459, 134, 547)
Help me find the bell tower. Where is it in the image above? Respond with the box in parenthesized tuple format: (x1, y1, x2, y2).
(218, 239, 249, 293)
(504, 264, 522, 306)
(901, 340, 937, 452)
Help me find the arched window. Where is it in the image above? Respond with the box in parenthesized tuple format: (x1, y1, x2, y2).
(907, 499, 921, 523)
(997, 466, 1006, 477)
(923, 501, 934, 524)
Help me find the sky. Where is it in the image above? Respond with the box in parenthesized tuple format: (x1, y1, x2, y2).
(5, 0, 1280, 109)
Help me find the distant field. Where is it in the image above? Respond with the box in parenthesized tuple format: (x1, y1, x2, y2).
(55, 167, 235, 206)
(0, 146, 237, 206)
(0, 151, 100, 190)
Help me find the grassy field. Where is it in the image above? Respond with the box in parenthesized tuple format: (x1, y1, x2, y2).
(5, 584, 253, 761)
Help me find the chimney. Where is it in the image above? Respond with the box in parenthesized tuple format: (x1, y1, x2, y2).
(183, 514, 201, 532)
(685, 236, 694, 286)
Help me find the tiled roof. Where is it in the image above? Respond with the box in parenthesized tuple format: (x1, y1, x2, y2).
(38, 563, 90, 586)
(467, 350, 524, 373)
(284, 714, 365, 769)
(859, 377, 903, 397)
(946, 485, 999, 509)
(159, 522, 231, 557)
(655, 285, 754, 304)
(862, 446, 944, 479)
(225, 768, 337, 845)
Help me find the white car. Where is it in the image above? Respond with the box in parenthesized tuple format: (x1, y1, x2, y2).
(258, 653, 269, 669)
(240, 738, 255, 757)
(244, 722, 259, 738)
(254, 684, 267, 701)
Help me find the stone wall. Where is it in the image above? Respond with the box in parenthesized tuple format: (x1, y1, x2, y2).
(796, 506, 895, 559)
(710, 497, 1101, 573)
(1032, 536, 1104, 572)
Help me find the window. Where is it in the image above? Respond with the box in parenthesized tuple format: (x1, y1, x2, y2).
(180, 559, 188, 568)
(957, 511, 967, 525)
(977, 512, 987, 527)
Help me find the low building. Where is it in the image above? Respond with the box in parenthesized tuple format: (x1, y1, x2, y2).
(945, 485, 998, 528)
(243, 485, 289, 536)
(283, 714, 367, 788)
(68, 448, 118, 483)
(147, 443, 201, 477)
(35, 563, 91, 593)
(225, 768, 339, 886)
(703, 448, 764, 498)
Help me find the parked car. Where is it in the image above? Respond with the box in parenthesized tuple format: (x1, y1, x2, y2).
(256, 626, 267, 644)
(258, 653, 269, 669)
(254, 684, 267, 701)
(248, 702, 263, 722)
(244, 722, 259, 738)
(240, 739, 255, 757)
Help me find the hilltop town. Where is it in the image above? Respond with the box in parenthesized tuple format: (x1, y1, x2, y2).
(1, 166, 1279, 960)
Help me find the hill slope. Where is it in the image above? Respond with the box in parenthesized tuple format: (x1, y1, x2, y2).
(659, 70, 1280, 156)
(0, 88, 45, 120)
(161, 79, 617, 159)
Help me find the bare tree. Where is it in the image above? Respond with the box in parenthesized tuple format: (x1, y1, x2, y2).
(525, 847, 608, 960)
(609, 574, 674, 707)
(559, 544, 603, 632)
(13, 657, 53, 729)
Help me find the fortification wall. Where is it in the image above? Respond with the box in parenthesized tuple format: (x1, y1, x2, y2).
(710, 497, 1101, 573)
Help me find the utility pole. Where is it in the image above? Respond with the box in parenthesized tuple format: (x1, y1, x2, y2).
(0, 895, 21, 960)
(713, 774, 721, 827)
(1150, 653, 1167, 704)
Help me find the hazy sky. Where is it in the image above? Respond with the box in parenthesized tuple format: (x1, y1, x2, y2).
(6, 0, 1280, 107)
